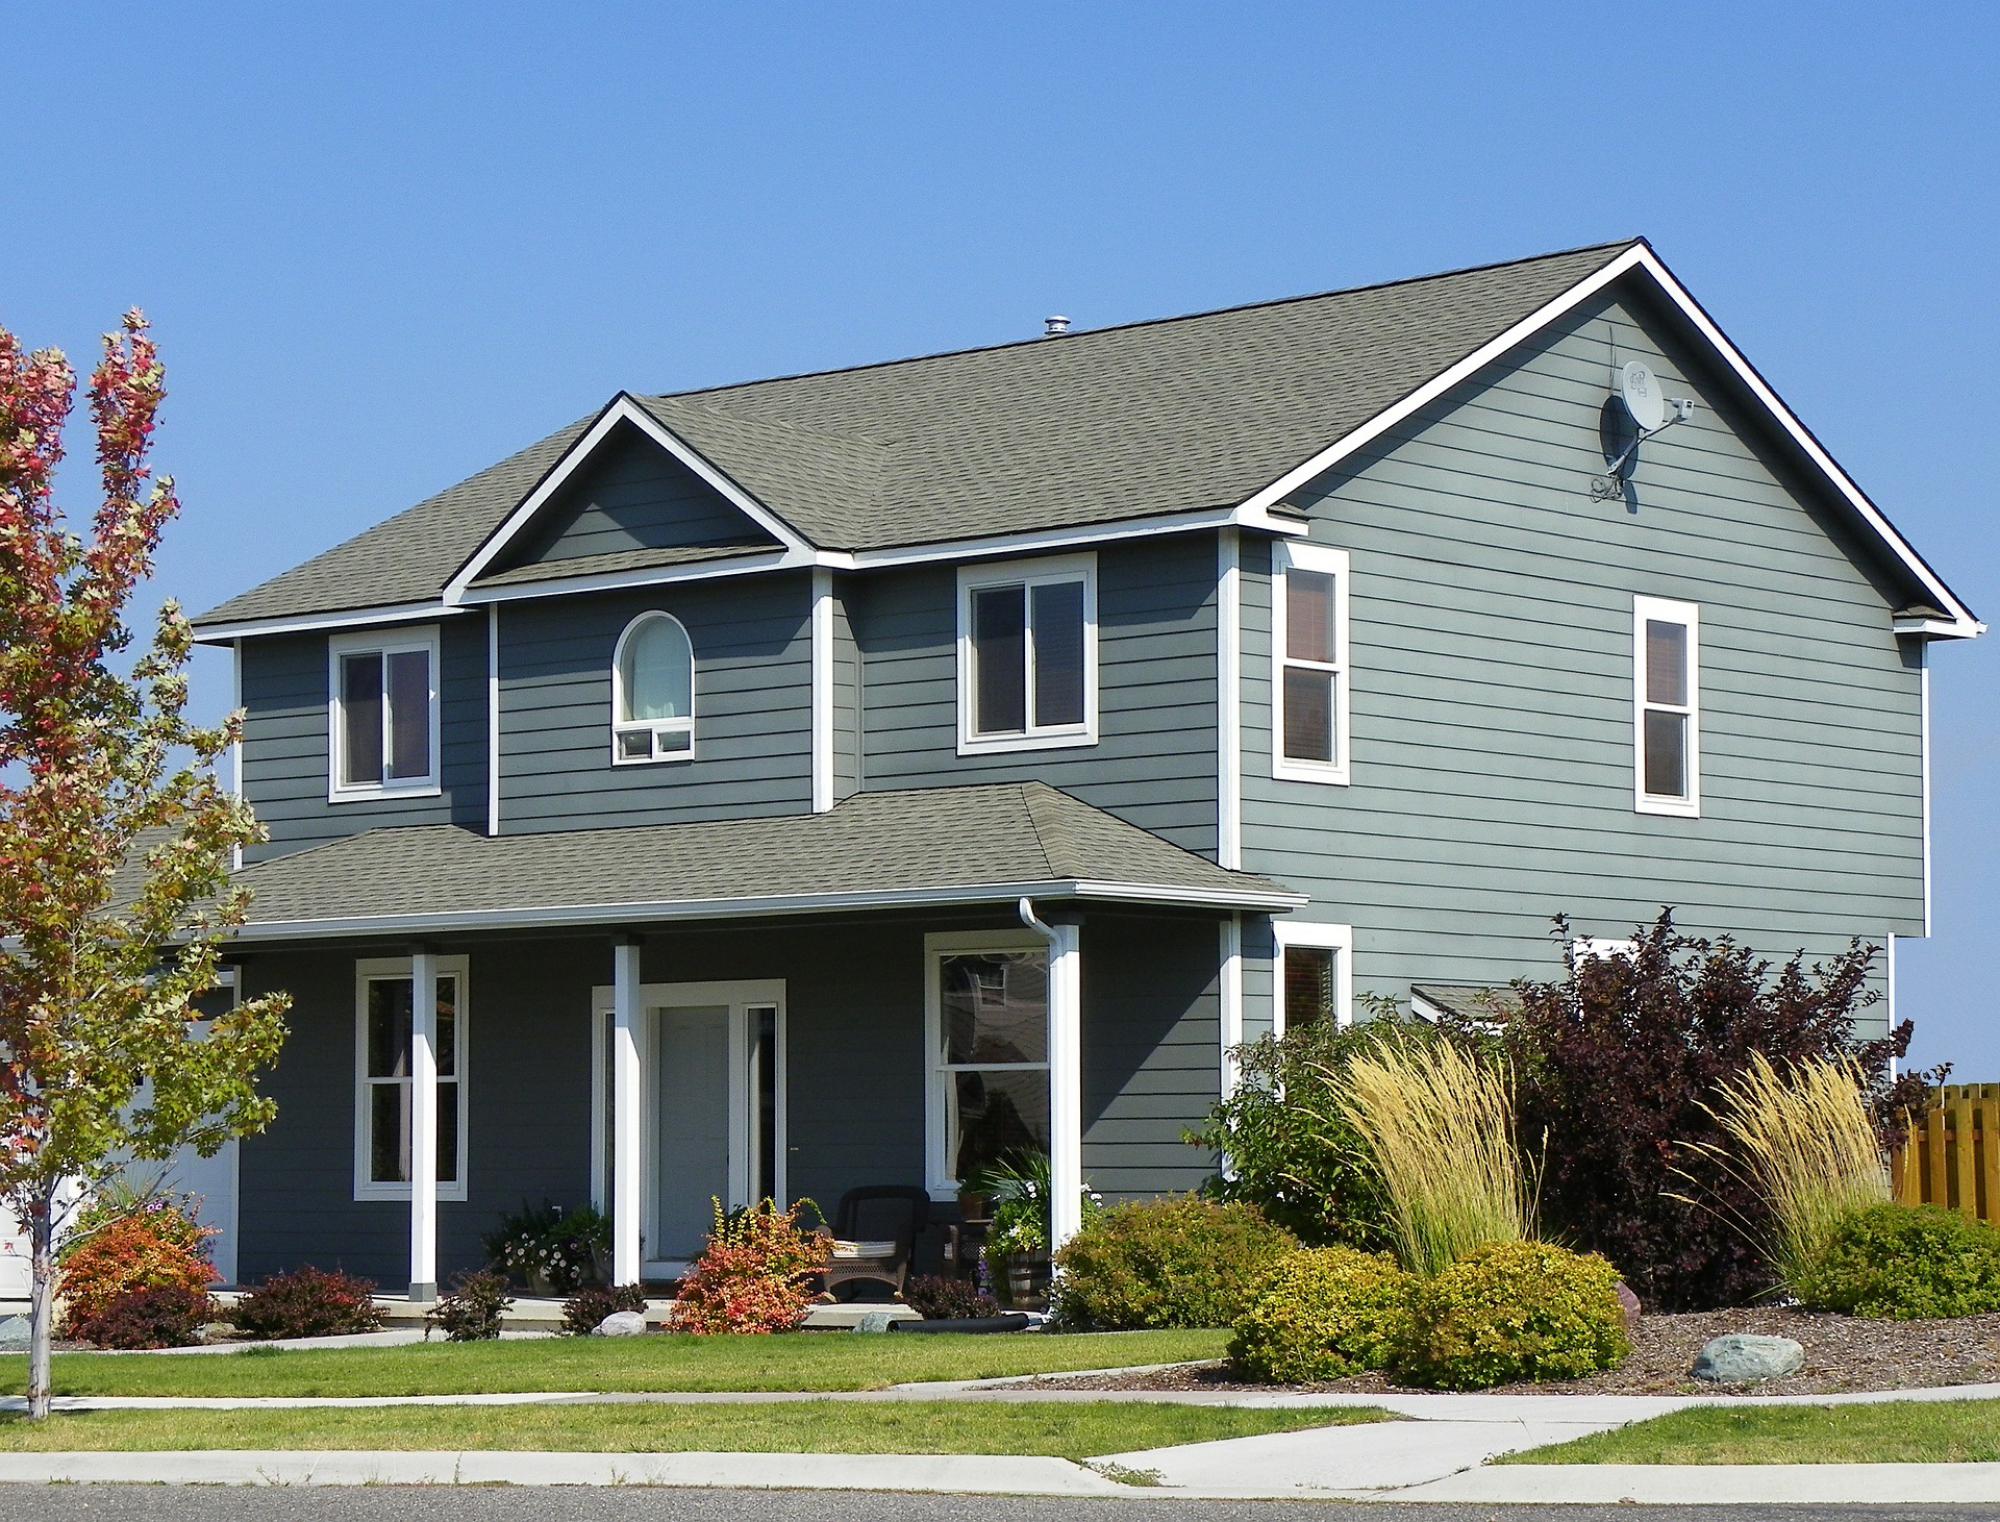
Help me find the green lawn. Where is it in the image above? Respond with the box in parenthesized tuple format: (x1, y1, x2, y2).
(3, 1329, 1227, 1399)
(0, 1401, 1385, 1459)
(1508, 1400, 2000, 1465)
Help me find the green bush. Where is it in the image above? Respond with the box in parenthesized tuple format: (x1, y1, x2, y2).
(1390, 1241, 1630, 1390)
(1794, 1203, 2000, 1319)
(1229, 1246, 1411, 1382)
(1049, 1195, 1295, 1330)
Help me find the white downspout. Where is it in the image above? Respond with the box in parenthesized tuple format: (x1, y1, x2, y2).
(1018, 898, 1083, 1249)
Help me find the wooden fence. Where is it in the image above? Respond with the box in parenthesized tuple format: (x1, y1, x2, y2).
(1893, 1084, 2000, 1224)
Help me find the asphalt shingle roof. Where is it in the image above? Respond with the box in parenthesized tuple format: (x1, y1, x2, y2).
(197, 242, 1637, 627)
(227, 782, 1299, 935)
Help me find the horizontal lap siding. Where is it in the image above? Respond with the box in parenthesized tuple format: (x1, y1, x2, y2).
(498, 577, 813, 830)
(855, 538, 1221, 855)
(1241, 285, 1923, 1037)
(831, 585, 861, 800)
(239, 619, 488, 864)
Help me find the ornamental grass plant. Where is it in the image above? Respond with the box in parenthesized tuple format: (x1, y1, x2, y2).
(1331, 1038, 1531, 1277)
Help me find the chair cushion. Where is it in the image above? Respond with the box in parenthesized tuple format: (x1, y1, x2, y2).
(830, 1239, 898, 1260)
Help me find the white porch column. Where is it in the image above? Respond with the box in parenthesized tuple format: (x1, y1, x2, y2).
(1045, 917, 1085, 1250)
(611, 937, 643, 1286)
(408, 945, 438, 1301)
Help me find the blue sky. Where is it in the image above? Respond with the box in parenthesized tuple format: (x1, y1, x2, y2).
(7, 3, 1993, 1069)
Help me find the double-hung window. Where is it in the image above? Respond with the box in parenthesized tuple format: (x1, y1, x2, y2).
(353, 956, 468, 1202)
(1271, 921, 1353, 1033)
(328, 627, 440, 801)
(1271, 543, 1350, 784)
(957, 554, 1097, 753)
(1633, 596, 1699, 816)
(924, 933, 1050, 1198)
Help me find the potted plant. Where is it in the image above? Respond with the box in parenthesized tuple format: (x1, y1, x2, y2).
(484, 1201, 613, 1294)
(972, 1151, 1103, 1310)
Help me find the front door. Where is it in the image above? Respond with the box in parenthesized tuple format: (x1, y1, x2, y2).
(652, 1005, 731, 1262)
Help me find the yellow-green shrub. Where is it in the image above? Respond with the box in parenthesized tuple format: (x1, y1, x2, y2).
(1391, 1241, 1629, 1390)
(1050, 1195, 1295, 1330)
(1230, 1246, 1411, 1383)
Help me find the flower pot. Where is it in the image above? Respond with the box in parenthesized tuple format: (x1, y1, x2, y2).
(1000, 1252, 1051, 1310)
(956, 1191, 992, 1221)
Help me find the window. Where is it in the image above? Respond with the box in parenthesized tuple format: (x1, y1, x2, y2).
(1571, 936, 1637, 964)
(1633, 596, 1699, 816)
(1271, 543, 1350, 784)
(353, 957, 468, 1201)
(956, 554, 1097, 753)
(328, 627, 439, 800)
(1272, 921, 1353, 1033)
(612, 612, 695, 764)
(923, 933, 1050, 1198)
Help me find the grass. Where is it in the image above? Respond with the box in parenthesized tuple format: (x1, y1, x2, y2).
(1332, 1037, 1530, 1275)
(0, 1401, 1388, 1459)
(0, 1328, 1229, 1399)
(1506, 1400, 2000, 1465)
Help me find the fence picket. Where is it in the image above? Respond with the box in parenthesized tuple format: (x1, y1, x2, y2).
(1892, 1084, 1996, 1224)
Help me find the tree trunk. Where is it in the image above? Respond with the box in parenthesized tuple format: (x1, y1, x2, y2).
(26, 1194, 55, 1421)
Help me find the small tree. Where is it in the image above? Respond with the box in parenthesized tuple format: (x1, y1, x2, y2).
(0, 313, 289, 1416)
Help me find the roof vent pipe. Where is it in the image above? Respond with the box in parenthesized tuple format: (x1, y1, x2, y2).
(1043, 315, 1071, 338)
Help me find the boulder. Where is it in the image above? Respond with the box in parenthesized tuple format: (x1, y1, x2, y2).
(850, 1310, 900, 1334)
(198, 1321, 251, 1344)
(1615, 1281, 1643, 1331)
(591, 1310, 648, 1337)
(0, 1315, 28, 1351)
(1692, 1333, 1803, 1384)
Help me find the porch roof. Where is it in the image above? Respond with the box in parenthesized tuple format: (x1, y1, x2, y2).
(226, 782, 1303, 941)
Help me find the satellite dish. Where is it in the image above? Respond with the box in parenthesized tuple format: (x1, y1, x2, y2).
(1619, 360, 1667, 432)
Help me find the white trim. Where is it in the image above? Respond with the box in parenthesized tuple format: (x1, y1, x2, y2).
(1633, 595, 1701, 818)
(922, 929, 1050, 1203)
(326, 625, 443, 803)
(955, 552, 1099, 755)
(1409, 990, 1449, 1024)
(1270, 541, 1351, 786)
(1232, 241, 1981, 641)
(486, 606, 500, 836)
(351, 954, 470, 1205)
(1219, 913, 1243, 1100)
(193, 601, 471, 645)
(446, 394, 812, 601)
(1270, 920, 1354, 1034)
(810, 569, 835, 813)
(1217, 530, 1243, 868)
(1886, 931, 1898, 1035)
(229, 640, 244, 872)
(1919, 642, 1932, 936)
(609, 611, 697, 766)
(1572, 936, 1637, 963)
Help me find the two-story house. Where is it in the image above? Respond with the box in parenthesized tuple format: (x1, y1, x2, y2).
(189, 239, 1979, 1298)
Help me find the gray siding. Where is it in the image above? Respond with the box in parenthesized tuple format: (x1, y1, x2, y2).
(854, 537, 1221, 855)
(497, 577, 813, 831)
(239, 618, 489, 864)
(500, 420, 775, 569)
(1240, 281, 1923, 1037)
(830, 580, 861, 800)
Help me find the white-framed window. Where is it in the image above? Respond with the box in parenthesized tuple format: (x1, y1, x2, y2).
(611, 611, 696, 764)
(1633, 595, 1699, 817)
(956, 553, 1098, 754)
(353, 956, 468, 1202)
(922, 931, 1051, 1200)
(1571, 936, 1637, 964)
(327, 626, 441, 802)
(1271, 542, 1351, 784)
(1272, 920, 1353, 1034)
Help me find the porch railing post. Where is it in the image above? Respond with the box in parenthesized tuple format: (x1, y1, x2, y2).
(1046, 918, 1084, 1250)
(612, 937, 643, 1285)
(408, 945, 438, 1302)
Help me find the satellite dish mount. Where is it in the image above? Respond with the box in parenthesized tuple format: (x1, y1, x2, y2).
(1591, 360, 1696, 499)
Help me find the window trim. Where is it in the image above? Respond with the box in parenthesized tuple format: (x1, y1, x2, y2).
(1271, 920, 1354, 1034)
(1571, 936, 1637, 964)
(955, 552, 1099, 755)
(1270, 542, 1351, 785)
(609, 611, 697, 767)
(1633, 595, 1700, 818)
(326, 625, 442, 803)
(921, 930, 1050, 1202)
(352, 955, 470, 1203)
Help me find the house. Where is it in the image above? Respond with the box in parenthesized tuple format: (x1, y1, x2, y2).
(188, 239, 1980, 1298)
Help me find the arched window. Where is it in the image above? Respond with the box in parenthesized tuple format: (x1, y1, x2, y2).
(611, 612, 695, 763)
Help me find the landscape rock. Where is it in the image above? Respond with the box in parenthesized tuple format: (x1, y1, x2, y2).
(1615, 1281, 1643, 1330)
(198, 1321, 251, 1343)
(0, 1315, 28, 1351)
(591, 1310, 648, 1337)
(1692, 1333, 1804, 1384)
(851, 1311, 900, 1334)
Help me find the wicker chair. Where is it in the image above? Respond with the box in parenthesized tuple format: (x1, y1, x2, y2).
(819, 1185, 931, 1301)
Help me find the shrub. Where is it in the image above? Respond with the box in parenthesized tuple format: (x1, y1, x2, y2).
(484, 1201, 611, 1293)
(1473, 911, 1940, 1310)
(1049, 1196, 1295, 1330)
(58, 1210, 216, 1343)
(561, 1282, 650, 1336)
(1335, 1039, 1530, 1276)
(1187, 1011, 1433, 1247)
(60, 1184, 212, 1264)
(234, 1266, 386, 1340)
(425, 1270, 513, 1341)
(669, 1198, 833, 1335)
(1229, 1246, 1411, 1383)
(903, 1274, 999, 1320)
(1794, 1204, 2000, 1319)
(1390, 1241, 1630, 1390)
(68, 1284, 215, 1350)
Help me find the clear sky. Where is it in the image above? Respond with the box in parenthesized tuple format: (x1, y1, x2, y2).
(6, 3, 1993, 1070)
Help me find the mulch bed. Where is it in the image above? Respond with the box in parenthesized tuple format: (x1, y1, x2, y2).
(1034, 1308, 2000, 1397)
